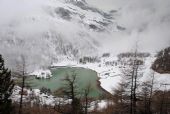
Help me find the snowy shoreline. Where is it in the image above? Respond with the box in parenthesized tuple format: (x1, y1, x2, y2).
(12, 56, 170, 110)
(31, 56, 170, 95)
(51, 59, 122, 94)
(51, 56, 170, 93)
(30, 60, 122, 94)
(51, 65, 114, 96)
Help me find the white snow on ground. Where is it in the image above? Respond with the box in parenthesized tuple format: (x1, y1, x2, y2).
(141, 56, 170, 90)
(11, 86, 106, 110)
(89, 100, 108, 111)
(30, 69, 52, 79)
(11, 86, 71, 107)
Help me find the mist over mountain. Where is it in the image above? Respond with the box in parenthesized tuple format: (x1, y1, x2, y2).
(87, 0, 170, 53)
(0, 0, 170, 70)
(0, 0, 119, 70)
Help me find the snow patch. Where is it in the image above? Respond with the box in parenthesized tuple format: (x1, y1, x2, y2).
(30, 69, 52, 79)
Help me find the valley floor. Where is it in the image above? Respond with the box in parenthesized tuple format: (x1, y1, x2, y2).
(12, 55, 170, 111)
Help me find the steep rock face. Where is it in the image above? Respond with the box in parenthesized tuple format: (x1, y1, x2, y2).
(152, 47, 170, 73)
(0, 0, 119, 69)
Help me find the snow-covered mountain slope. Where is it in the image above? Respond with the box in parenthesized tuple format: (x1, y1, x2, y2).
(0, 0, 119, 70)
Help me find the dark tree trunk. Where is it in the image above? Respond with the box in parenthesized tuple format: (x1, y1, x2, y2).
(19, 76, 25, 114)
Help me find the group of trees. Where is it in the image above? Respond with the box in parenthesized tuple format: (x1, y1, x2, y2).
(0, 54, 94, 114)
(152, 46, 170, 73)
(110, 82, 170, 114)
(117, 52, 150, 60)
(0, 54, 31, 114)
(79, 56, 100, 64)
(0, 55, 14, 114)
(122, 50, 144, 114)
(107, 50, 170, 114)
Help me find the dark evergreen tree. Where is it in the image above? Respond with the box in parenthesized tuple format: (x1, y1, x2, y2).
(152, 46, 170, 73)
(0, 54, 14, 114)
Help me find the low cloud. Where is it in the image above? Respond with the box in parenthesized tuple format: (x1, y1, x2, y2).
(0, 0, 170, 69)
(87, 0, 170, 53)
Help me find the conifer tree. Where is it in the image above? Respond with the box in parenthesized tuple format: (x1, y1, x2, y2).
(0, 54, 14, 114)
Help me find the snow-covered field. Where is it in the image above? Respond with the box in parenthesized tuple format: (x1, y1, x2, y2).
(11, 86, 108, 110)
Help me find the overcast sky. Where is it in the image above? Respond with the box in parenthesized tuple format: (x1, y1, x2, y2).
(86, 0, 115, 11)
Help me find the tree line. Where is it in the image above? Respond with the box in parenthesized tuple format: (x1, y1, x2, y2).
(103, 50, 170, 114)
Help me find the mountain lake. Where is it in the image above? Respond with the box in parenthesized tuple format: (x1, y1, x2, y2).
(27, 67, 106, 98)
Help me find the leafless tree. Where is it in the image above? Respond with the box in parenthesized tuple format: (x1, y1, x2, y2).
(61, 72, 82, 114)
(148, 71, 155, 114)
(159, 83, 170, 114)
(140, 81, 152, 114)
(121, 48, 144, 114)
(112, 80, 129, 114)
(15, 55, 28, 114)
(82, 83, 92, 114)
